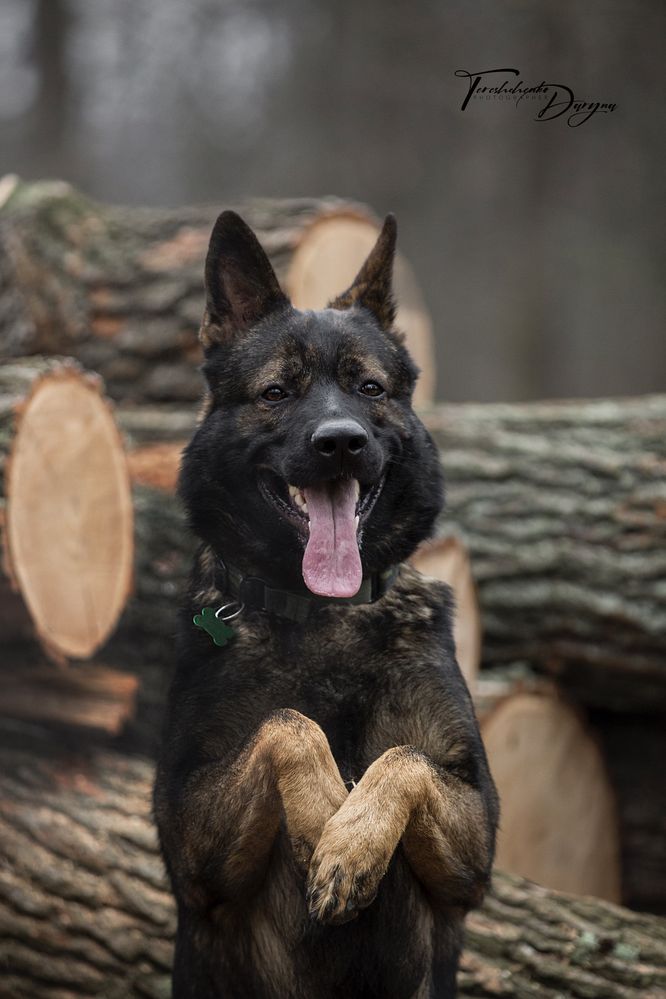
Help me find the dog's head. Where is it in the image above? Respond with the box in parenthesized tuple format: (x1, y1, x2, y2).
(180, 211, 443, 596)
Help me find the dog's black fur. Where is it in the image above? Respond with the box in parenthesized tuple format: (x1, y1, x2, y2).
(154, 212, 498, 999)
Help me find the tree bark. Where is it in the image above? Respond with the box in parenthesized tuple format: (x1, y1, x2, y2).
(0, 178, 435, 406)
(424, 396, 666, 713)
(0, 736, 663, 999)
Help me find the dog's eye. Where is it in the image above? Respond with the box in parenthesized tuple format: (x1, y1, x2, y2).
(261, 385, 288, 403)
(359, 381, 385, 398)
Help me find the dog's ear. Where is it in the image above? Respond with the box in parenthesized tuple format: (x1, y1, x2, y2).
(201, 211, 289, 348)
(328, 214, 397, 331)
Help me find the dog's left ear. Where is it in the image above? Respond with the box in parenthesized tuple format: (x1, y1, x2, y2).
(201, 211, 289, 348)
(328, 214, 397, 331)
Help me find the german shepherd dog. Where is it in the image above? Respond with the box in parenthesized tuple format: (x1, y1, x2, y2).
(154, 211, 499, 999)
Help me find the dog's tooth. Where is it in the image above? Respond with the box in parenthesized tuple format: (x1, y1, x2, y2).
(294, 493, 304, 507)
(288, 485, 298, 498)
(355, 515, 359, 528)
(353, 480, 360, 501)
(302, 502, 308, 515)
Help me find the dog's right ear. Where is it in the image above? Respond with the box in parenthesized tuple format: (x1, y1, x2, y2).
(201, 211, 289, 348)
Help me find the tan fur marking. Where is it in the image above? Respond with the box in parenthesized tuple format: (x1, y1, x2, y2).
(307, 746, 489, 923)
(247, 360, 290, 397)
(193, 545, 222, 606)
(336, 345, 390, 391)
(176, 710, 347, 908)
(200, 310, 228, 350)
(250, 906, 297, 994)
(264, 711, 349, 868)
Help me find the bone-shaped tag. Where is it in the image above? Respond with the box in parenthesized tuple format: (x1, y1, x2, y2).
(193, 607, 235, 647)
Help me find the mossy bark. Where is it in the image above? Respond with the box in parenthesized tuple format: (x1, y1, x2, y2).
(0, 179, 374, 404)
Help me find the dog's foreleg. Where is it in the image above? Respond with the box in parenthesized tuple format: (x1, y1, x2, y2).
(163, 709, 347, 908)
(307, 746, 493, 923)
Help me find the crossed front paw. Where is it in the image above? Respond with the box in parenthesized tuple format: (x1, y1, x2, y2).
(305, 801, 395, 925)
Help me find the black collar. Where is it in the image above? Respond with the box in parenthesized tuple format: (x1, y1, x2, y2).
(214, 558, 400, 625)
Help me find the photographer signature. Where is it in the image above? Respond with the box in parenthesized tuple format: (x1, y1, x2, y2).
(455, 67, 617, 127)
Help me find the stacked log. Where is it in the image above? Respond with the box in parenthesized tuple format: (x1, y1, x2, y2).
(0, 357, 137, 733)
(424, 397, 666, 712)
(0, 177, 435, 407)
(0, 734, 662, 999)
(480, 692, 621, 902)
(0, 184, 664, 988)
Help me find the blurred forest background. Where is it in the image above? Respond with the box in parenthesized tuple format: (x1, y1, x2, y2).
(0, 0, 664, 401)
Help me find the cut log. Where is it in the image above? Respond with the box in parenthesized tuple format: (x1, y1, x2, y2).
(0, 178, 435, 407)
(116, 404, 197, 447)
(126, 442, 185, 493)
(410, 535, 481, 692)
(0, 737, 663, 998)
(480, 692, 622, 903)
(108, 486, 194, 666)
(118, 403, 193, 493)
(473, 663, 556, 721)
(0, 357, 134, 662)
(424, 396, 666, 712)
(0, 660, 138, 735)
(460, 875, 666, 998)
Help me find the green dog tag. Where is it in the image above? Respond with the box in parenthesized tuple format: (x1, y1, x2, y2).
(193, 607, 235, 647)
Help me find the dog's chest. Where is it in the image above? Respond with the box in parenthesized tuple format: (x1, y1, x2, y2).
(218, 624, 381, 776)
(210, 607, 440, 784)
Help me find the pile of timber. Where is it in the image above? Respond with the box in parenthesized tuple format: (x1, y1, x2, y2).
(0, 176, 435, 407)
(0, 730, 663, 999)
(0, 182, 664, 992)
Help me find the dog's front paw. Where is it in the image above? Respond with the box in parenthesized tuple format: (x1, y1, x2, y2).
(306, 799, 396, 925)
(306, 858, 379, 925)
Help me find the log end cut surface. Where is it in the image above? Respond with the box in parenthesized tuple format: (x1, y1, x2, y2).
(483, 693, 622, 903)
(6, 368, 133, 659)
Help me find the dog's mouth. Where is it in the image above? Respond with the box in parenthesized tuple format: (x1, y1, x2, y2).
(258, 471, 384, 599)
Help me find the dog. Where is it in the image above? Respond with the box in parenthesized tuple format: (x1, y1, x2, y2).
(154, 210, 499, 999)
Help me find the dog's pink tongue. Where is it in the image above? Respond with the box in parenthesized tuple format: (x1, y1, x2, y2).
(302, 479, 362, 597)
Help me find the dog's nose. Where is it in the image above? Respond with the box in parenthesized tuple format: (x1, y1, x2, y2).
(312, 419, 368, 458)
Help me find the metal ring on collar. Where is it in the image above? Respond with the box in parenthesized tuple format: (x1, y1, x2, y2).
(215, 602, 244, 622)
